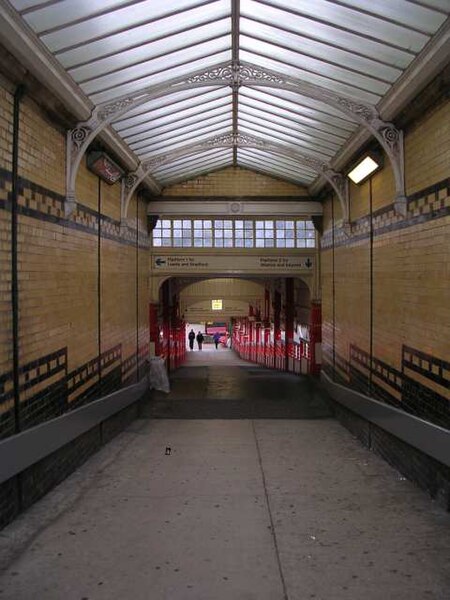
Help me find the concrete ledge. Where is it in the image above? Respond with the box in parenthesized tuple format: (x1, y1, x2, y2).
(0, 374, 149, 485)
(321, 371, 450, 468)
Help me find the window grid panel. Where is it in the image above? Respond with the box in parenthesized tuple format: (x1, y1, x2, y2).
(193, 219, 213, 248)
(151, 219, 315, 249)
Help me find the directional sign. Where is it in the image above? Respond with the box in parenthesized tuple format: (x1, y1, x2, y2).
(152, 255, 314, 274)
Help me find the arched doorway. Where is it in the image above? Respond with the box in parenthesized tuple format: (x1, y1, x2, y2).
(150, 274, 319, 375)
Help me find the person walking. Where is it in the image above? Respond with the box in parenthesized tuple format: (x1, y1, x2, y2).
(213, 331, 221, 349)
(188, 329, 196, 351)
(196, 331, 204, 351)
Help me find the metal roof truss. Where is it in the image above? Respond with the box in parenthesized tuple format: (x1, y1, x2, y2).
(2, 0, 449, 227)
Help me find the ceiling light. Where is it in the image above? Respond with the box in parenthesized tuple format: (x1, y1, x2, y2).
(347, 155, 382, 184)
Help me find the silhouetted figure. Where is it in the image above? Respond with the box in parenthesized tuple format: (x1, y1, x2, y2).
(213, 332, 221, 349)
(196, 331, 204, 351)
(188, 329, 195, 351)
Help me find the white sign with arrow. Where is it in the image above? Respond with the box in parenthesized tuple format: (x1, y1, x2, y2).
(152, 254, 314, 273)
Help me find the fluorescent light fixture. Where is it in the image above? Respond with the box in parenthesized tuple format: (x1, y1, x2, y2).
(212, 299, 223, 310)
(347, 155, 381, 184)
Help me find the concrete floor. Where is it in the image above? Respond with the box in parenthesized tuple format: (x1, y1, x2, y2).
(0, 349, 449, 599)
(185, 343, 250, 366)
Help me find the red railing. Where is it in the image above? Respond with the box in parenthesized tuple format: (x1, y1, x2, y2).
(150, 316, 187, 372)
(232, 316, 315, 376)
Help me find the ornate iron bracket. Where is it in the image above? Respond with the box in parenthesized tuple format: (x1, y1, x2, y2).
(66, 97, 156, 216)
(323, 171, 350, 232)
(120, 169, 147, 225)
(65, 125, 94, 216)
(201, 132, 267, 148)
(370, 121, 406, 216)
(184, 62, 285, 87)
(323, 95, 405, 215)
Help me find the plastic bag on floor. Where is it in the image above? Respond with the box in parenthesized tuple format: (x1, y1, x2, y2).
(148, 357, 170, 393)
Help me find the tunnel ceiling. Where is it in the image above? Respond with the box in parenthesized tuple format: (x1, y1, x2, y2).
(4, 0, 449, 190)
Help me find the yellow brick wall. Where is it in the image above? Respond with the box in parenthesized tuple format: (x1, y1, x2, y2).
(373, 218, 450, 379)
(0, 87, 13, 426)
(19, 97, 65, 197)
(100, 189, 149, 386)
(373, 98, 449, 402)
(100, 174, 121, 221)
(371, 162, 396, 213)
(321, 93, 450, 418)
(101, 237, 135, 374)
(320, 234, 333, 372)
(348, 178, 370, 221)
(334, 240, 370, 381)
(349, 161, 397, 217)
(138, 198, 149, 364)
(18, 217, 99, 406)
(127, 194, 137, 220)
(75, 161, 99, 212)
(137, 194, 148, 236)
(16, 212, 99, 409)
(341, 183, 370, 379)
(0, 81, 150, 434)
(162, 166, 308, 197)
(0, 86, 13, 171)
(322, 191, 333, 232)
(405, 101, 449, 195)
(0, 206, 11, 380)
(332, 189, 343, 222)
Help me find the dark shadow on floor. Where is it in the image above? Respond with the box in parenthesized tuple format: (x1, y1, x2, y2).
(141, 365, 333, 419)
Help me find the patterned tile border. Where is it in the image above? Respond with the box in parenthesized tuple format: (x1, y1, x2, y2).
(321, 178, 450, 249)
(0, 343, 149, 439)
(324, 343, 449, 430)
(0, 167, 150, 249)
(402, 345, 449, 389)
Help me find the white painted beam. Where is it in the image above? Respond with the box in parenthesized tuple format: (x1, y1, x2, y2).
(147, 200, 323, 216)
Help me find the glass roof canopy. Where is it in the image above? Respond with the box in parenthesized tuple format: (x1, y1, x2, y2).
(8, 0, 449, 189)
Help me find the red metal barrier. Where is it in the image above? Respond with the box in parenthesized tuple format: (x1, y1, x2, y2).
(233, 315, 314, 376)
(150, 306, 187, 371)
(309, 301, 322, 376)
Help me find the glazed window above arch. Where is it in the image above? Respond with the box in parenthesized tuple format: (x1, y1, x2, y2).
(152, 218, 316, 249)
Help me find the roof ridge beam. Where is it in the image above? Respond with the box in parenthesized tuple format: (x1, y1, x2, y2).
(231, 0, 240, 165)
